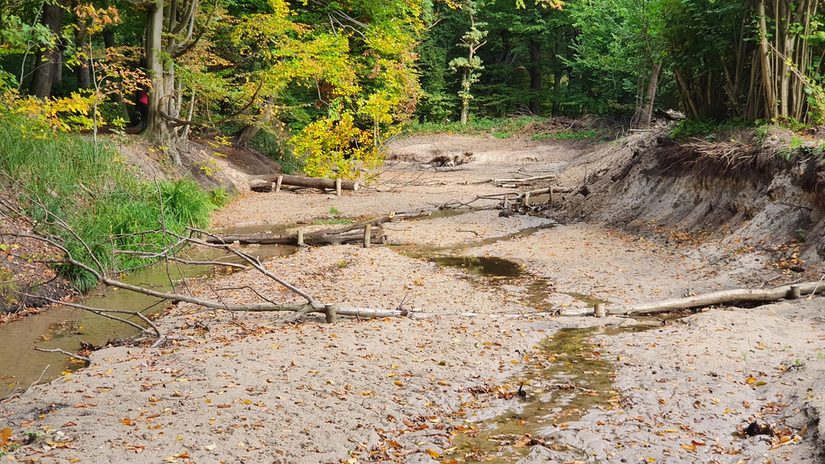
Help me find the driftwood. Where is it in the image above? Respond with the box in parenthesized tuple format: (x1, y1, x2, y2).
(204, 209, 441, 246)
(250, 174, 359, 192)
(612, 281, 825, 316)
(498, 186, 575, 216)
(206, 227, 385, 246)
(493, 174, 557, 188)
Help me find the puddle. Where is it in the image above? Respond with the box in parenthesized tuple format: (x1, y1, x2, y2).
(445, 324, 653, 463)
(406, 208, 480, 221)
(430, 256, 522, 278)
(0, 231, 296, 398)
(562, 292, 611, 308)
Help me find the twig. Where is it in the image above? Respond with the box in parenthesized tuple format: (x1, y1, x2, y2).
(34, 348, 91, 364)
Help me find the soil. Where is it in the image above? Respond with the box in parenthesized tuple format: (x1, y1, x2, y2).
(1, 131, 824, 463)
(0, 212, 71, 318)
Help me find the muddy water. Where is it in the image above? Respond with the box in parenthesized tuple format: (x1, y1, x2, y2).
(0, 239, 295, 398)
(445, 324, 654, 463)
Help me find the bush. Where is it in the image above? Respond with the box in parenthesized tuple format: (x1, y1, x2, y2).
(290, 112, 383, 180)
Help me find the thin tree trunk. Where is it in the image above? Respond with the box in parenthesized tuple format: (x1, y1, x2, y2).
(757, 0, 777, 119)
(460, 69, 469, 125)
(674, 69, 699, 120)
(528, 39, 542, 115)
(640, 61, 662, 127)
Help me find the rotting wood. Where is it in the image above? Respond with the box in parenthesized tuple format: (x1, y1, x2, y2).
(250, 174, 359, 192)
(612, 281, 825, 316)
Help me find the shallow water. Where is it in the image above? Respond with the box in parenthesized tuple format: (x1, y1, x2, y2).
(445, 324, 655, 463)
(0, 232, 295, 398)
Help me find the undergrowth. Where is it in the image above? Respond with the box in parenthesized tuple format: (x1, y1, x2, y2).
(531, 129, 598, 141)
(405, 116, 542, 138)
(247, 128, 304, 174)
(0, 111, 225, 292)
(669, 119, 753, 140)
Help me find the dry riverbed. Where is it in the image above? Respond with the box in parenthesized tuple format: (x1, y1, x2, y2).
(1, 134, 823, 463)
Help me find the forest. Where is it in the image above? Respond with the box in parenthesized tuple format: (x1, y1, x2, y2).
(1, 0, 823, 168)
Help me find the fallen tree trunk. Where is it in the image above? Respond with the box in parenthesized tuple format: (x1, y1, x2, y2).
(493, 174, 557, 187)
(251, 174, 359, 192)
(204, 208, 451, 246)
(206, 226, 384, 246)
(612, 281, 825, 316)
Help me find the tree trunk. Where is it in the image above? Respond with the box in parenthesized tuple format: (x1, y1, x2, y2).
(145, 2, 183, 164)
(528, 39, 542, 115)
(613, 281, 825, 316)
(29, 3, 64, 98)
(639, 61, 662, 127)
(757, 0, 777, 120)
(234, 98, 274, 147)
(460, 67, 469, 125)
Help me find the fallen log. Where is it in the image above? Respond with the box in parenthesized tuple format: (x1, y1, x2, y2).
(611, 281, 825, 316)
(493, 174, 557, 187)
(250, 174, 359, 192)
(206, 226, 384, 246)
(205, 208, 445, 246)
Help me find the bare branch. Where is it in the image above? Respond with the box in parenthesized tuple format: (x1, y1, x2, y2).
(34, 348, 91, 364)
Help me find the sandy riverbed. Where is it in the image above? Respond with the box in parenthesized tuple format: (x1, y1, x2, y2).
(1, 134, 823, 463)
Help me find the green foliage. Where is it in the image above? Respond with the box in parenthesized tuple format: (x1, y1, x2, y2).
(669, 119, 751, 140)
(246, 128, 304, 174)
(531, 129, 597, 141)
(0, 109, 220, 291)
(291, 112, 384, 180)
(406, 115, 541, 136)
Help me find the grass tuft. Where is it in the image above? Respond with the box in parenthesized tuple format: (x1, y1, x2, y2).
(0, 110, 222, 291)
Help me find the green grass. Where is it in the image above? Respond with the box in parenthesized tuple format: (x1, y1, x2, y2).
(405, 116, 543, 138)
(531, 129, 598, 141)
(0, 111, 225, 291)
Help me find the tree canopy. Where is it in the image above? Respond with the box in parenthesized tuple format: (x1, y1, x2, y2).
(2, 0, 824, 176)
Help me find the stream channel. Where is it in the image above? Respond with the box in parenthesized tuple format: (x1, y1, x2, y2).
(0, 226, 296, 398)
(3, 215, 655, 464)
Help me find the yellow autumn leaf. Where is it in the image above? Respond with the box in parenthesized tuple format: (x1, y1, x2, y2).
(0, 427, 12, 446)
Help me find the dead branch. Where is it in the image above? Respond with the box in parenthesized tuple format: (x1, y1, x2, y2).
(3, 190, 414, 330)
(612, 281, 825, 316)
(34, 348, 91, 364)
(19, 292, 161, 337)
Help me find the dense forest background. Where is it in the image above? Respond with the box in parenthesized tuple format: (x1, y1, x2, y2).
(1, 0, 824, 173)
